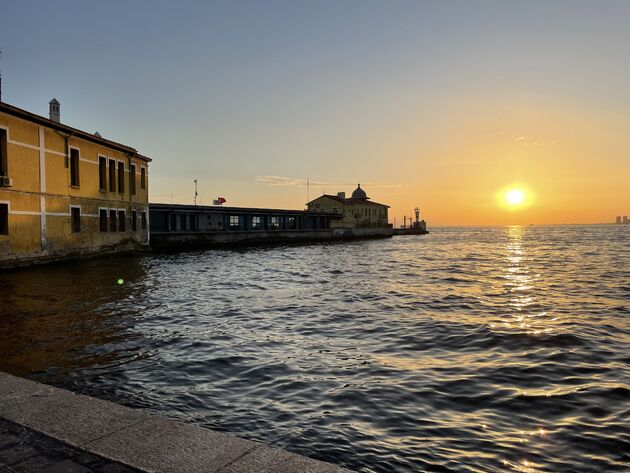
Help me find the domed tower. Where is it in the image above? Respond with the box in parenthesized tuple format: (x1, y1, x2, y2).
(351, 184, 369, 200)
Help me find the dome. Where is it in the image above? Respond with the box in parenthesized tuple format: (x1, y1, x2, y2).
(351, 184, 368, 199)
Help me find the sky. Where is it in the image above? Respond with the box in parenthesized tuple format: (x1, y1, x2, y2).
(1, 0, 629, 225)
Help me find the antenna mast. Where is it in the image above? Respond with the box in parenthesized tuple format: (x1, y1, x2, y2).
(306, 177, 310, 204)
(194, 179, 198, 206)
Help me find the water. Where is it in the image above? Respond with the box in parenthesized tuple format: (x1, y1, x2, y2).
(1, 225, 628, 472)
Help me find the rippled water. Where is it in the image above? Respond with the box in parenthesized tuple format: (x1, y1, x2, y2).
(1, 225, 629, 472)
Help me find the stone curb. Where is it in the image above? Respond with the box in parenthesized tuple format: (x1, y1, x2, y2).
(0, 372, 352, 473)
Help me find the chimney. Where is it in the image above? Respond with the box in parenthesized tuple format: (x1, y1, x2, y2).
(337, 192, 346, 199)
(49, 98, 60, 123)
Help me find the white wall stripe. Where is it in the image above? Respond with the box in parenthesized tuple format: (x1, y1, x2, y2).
(7, 139, 40, 151)
(9, 210, 41, 216)
(7, 209, 107, 218)
(46, 149, 66, 157)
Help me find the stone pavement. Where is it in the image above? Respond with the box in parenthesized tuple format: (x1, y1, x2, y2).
(0, 372, 351, 473)
(0, 418, 138, 472)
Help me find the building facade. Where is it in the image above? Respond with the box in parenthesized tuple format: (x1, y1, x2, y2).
(306, 185, 390, 229)
(150, 203, 338, 233)
(149, 203, 345, 247)
(0, 100, 151, 267)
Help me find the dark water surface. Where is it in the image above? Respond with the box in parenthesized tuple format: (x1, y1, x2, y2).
(1, 225, 629, 472)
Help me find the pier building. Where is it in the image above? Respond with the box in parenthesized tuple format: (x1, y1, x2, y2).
(306, 184, 390, 229)
(149, 202, 393, 247)
(0, 100, 151, 268)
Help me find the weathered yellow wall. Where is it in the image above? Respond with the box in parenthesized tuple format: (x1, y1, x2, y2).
(0, 110, 150, 267)
(0, 114, 38, 146)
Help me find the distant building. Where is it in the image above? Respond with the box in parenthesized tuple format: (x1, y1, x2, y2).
(624, 216, 629, 224)
(0, 99, 151, 267)
(306, 184, 390, 229)
(617, 216, 622, 224)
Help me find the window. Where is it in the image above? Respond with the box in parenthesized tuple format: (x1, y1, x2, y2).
(130, 165, 136, 195)
(170, 214, 177, 231)
(117, 162, 125, 194)
(190, 214, 197, 231)
(118, 210, 126, 231)
(288, 216, 296, 229)
(99, 157, 107, 190)
(71, 207, 81, 233)
(141, 211, 147, 230)
(109, 209, 117, 231)
(0, 129, 7, 177)
(70, 149, 80, 187)
(0, 203, 8, 235)
(251, 216, 262, 229)
(100, 209, 108, 232)
(109, 159, 116, 192)
(229, 215, 240, 230)
(180, 214, 187, 231)
(140, 167, 146, 189)
(270, 216, 280, 230)
(131, 210, 137, 231)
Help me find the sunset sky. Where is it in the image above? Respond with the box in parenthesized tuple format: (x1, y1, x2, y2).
(2, 0, 629, 225)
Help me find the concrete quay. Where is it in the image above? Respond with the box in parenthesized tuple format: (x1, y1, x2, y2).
(0, 372, 352, 473)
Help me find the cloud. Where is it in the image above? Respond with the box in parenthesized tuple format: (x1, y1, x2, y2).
(254, 175, 401, 189)
(513, 136, 558, 146)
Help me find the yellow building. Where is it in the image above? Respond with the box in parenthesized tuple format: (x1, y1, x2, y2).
(0, 99, 151, 268)
(306, 185, 390, 229)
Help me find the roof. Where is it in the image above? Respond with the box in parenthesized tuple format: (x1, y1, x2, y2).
(351, 184, 368, 199)
(150, 203, 343, 217)
(307, 194, 390, 208)
(0, 101, 151, 162)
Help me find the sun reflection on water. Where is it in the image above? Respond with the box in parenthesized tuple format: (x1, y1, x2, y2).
(501, 226, 551, 334)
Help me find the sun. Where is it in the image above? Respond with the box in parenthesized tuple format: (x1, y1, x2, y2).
(497, 185, 533, 211)
(505, 189, 525, 206)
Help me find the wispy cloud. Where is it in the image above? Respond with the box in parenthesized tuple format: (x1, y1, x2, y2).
(513, 136, 558, 146)
(254, 175, 401, 189)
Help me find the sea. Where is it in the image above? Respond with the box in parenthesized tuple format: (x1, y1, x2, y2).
(0, 225, 628, 472)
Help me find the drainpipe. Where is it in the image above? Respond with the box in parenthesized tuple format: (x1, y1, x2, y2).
(54, 130, 75, 170)
(126, 153, 136, 242)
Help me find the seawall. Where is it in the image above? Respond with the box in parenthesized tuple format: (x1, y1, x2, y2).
(150, 227, 393, 248)
(392, 228, 429, 236)
(0, 241, 148, 271)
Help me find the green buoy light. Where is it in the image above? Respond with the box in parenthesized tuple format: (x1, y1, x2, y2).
(117, 278, 124, 285)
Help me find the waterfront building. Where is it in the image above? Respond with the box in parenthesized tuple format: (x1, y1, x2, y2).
(0, 100, 151, 267)
(150, 203, 342, 247)
(306, 185, 390, 229)
(149, 201, 393, 247)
